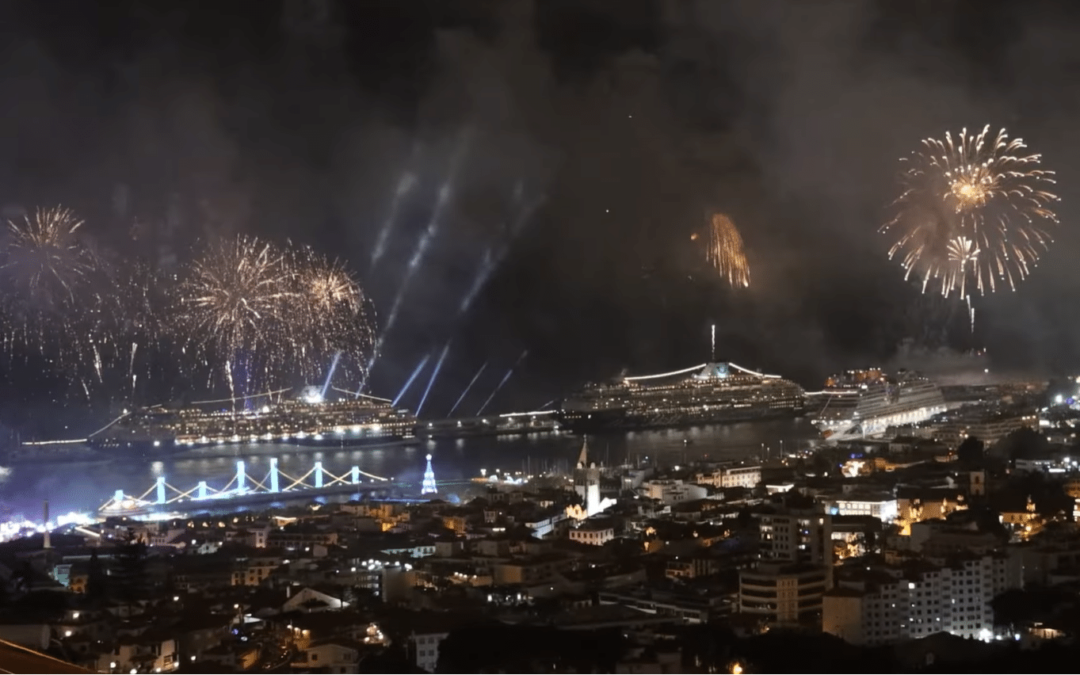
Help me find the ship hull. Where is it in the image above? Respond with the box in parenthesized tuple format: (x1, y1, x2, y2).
(89, 438, 184, 458)
(89, 432, 417, 457)
(559, 404, 803, 434)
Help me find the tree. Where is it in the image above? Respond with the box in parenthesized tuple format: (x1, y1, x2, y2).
(957, 436, 985, 464)
(996, 427, 1049, 461)
(113, 528, 148, 609)
(86, 548, 107, 602)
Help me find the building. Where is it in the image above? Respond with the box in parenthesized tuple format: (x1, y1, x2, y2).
(641, 480, 708, 505)
(827, 494, 898, 524)
(758, 507, 833, 566)
(823, 553, 1022, 645)
(569, 519, 615, 546)
(931, 407, 1039, 448)
(230, 555, 283, 587)
(573, 440, 611, 518)
(695, 465, 761, 489)
(895, 492, 967, 535)
(738, 563, 830, 624)
(293, 640, 362, 673)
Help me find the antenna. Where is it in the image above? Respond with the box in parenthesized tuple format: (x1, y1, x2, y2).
(710, 324, 716, 362)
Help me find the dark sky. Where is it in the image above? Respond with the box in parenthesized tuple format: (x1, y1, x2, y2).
(3, 0, 1080, 417)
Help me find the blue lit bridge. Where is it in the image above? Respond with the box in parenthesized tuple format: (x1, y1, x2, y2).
(98, 459, 464, 516)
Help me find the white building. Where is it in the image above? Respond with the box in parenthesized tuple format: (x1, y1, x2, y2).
(695, 465, 761, 489)
(281, 587, 349, 614)
(828, 495, 898, 523)
(641, 480, 708, 505)
(298, 641, 361, 673)
(411, 630, 450, 673)
(573, 440, 615, 518)
(823, 554, 1022, 646)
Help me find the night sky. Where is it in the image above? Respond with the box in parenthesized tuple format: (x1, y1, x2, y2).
(3, 0, 1080, 424)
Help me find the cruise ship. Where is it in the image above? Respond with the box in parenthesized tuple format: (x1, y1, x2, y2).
(809, 368, 947, 440)
(559, 362, 806, 433)
(88, 388, 417, 456)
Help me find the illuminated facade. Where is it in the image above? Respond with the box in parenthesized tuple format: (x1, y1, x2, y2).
(91, 395, 417, 454)
(823, 554, 1022, 645)
(560, 362, 805, 432)
(811, 369, 947, 439)
(695, 465, 762, 489)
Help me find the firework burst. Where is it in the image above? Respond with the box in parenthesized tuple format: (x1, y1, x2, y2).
(703, 213, 750, 288)
(290, 246, 375, 384)
(0, 206, 110, 385)
(176, 235, 297, 398)
(1, 206, 96, 310)
(176, 236, 374, 399)
(881, 125, 1060, 299)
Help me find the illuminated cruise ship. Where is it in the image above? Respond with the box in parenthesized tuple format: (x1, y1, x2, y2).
(559, 362, 806, 432)
(810, 368, 946, 440)
(89, 387, 417, 455)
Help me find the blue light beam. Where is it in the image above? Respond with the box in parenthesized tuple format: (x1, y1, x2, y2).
(392, 354, 431, 408)
(416, 342, 451, 417)
(448, 362, 487, 418)
(476, 350, 528, 417)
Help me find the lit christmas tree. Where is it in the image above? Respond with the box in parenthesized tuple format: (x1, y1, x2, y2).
(421, 454, 437, 495)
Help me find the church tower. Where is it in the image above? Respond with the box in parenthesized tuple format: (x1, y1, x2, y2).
(573, 439, 601, 517)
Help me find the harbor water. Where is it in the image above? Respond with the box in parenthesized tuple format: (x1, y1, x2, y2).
(0, 417, 820, 519)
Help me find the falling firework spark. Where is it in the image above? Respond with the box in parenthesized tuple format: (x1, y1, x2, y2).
(702, 214, 750, 288)
(881, 125, 1060, 300)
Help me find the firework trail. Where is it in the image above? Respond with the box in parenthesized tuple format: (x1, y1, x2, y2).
(701, 213, 750, 288)
(476, 350, 528, 416)
(378, 129, 473, 345)
(459, 189, 547, 316)
(416, 342, 451, 416)
(881, 125, 1059, 303)
(370, 169, 418, 272)
(392, 354, 430, 408)
(448, 361, 487, 417)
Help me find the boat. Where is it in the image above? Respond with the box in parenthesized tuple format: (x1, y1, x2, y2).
(87, 391, 417, 457)
(809, 368, 947, 440)
(558, 362, 806, 433)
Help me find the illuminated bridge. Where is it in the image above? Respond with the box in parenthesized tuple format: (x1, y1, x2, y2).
(98, 458, 465, 517)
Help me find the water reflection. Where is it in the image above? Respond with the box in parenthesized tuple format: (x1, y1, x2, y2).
(3, 418, 818, 515)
